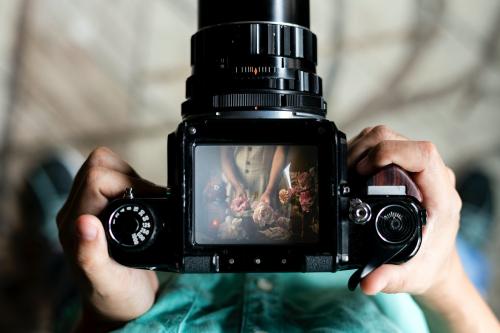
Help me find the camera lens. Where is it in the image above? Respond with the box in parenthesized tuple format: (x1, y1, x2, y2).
(109, 204, 155, 249)
(375, 205, 417, 244)
(183, 0, 325, 118)
(198, 0, 309, 29)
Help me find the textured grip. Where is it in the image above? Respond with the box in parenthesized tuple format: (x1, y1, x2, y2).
(367, 165, 423, 202)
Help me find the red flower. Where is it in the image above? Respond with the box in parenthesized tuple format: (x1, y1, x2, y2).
(297, 171, 312, 190)
(299, 190, 314, 213)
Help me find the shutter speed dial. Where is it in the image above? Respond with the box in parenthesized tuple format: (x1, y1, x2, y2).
(108, 204, 156, 249)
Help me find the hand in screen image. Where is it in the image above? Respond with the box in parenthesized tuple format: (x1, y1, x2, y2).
(219, 146, 289, 242)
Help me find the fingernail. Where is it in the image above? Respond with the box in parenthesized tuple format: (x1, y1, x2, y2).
(77, 220, 97, 241)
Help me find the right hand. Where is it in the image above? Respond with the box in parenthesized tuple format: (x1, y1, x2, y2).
(57, 147, 165, 331)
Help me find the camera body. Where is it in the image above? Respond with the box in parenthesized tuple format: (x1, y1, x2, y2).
(101, 0, 426, 289)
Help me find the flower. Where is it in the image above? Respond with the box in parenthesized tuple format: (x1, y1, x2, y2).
(260, 226, 291, 240)
(278, 188, 294, 204)
(230, 195, 250, 215)
(218, 217, 247, 240)
(299, 190, 314, 213)
(252, 201, 275, 228)
(297, 171, 313, 190)
(276, 216, 291, 229)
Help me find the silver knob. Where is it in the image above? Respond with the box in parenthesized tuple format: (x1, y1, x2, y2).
(123, 187, 134, 199)
(349, 198, 372, 224)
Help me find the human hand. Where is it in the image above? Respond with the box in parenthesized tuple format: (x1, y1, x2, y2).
(348, 126, 462, 297)
(260, 190, 272, 204)
(57, 147, 164, 331)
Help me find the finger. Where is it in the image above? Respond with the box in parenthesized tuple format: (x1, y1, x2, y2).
(59, 167, 164, 227)
(360, 264, 408, 295)
(356, 140, 448, 211)
(85, 147, 139, 176)
(58, 147, 139, 224)
(67, 215, 158, 318)
(446, 167, 456, 187)
(347, 125, 408, 168)
(347, 126, 373, 147)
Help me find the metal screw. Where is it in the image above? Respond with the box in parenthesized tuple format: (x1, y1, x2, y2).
(188, 126, 197, 135)
(123, 187, 134, 199)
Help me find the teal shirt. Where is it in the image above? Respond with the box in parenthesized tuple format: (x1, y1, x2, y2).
(113, 271, 429, 333)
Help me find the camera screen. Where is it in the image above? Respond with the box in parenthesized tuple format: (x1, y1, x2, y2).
(194, 145, 319, 245)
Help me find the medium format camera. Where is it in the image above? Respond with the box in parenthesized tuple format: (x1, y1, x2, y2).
(102, 0, 426, 289)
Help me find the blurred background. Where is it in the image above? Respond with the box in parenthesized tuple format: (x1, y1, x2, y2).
(0, 0, 499, 331)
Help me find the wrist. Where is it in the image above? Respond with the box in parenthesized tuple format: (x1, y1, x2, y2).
(415, 249, 499, 333)
(415, 249, 470, 319)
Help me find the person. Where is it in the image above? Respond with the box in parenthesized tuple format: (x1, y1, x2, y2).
(56, 126, 500, 332)
(221, 145, 287, 206)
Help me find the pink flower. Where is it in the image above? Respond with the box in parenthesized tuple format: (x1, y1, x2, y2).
(252, 202, 275, 228)
(230, 195, 250, 215)
(299, 190, 314, 213)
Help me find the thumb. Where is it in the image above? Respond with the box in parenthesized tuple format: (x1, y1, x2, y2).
(73, 214, 117, 291)
(360, 264, 407, 295)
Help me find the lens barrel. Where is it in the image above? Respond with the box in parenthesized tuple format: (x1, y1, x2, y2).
(198, 0, 310, 29)
(182, 0, 326, 118)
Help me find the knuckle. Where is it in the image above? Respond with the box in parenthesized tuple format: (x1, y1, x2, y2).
(371, 141, 393, 166)
(360, 127, 372, 136)
(84, 166, 106, 190)
(87, 147, 112, 168)
(420, 141, 438, 159)
(372, 125, 394, 141)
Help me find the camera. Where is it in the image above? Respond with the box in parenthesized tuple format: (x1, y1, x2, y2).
(101, 0, 426, 290)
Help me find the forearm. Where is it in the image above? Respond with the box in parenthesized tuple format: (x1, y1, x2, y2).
(264, 146, 287, 193)
(221, 148, 243, 189)
(415, 250, 499, 333)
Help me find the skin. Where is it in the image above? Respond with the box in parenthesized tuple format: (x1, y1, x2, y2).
(348, 125, 499, 333)
(220, 145, 287, 204)
(57, 147, 164, 332)
(58, 129, 499, 332)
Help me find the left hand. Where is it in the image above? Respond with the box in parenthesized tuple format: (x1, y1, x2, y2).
(347, 126, 462, 297)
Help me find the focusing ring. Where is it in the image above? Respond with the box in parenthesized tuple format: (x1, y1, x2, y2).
(192, 23, 317, 68)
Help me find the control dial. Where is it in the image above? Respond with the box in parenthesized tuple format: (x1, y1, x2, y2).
(375, 204, 417, 244)
(108, 204, 156, 249)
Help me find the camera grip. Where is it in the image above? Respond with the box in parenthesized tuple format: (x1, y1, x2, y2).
(366, 165, 422, 202)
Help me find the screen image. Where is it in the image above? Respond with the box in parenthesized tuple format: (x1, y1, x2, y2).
(194, 145, 319, 244)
